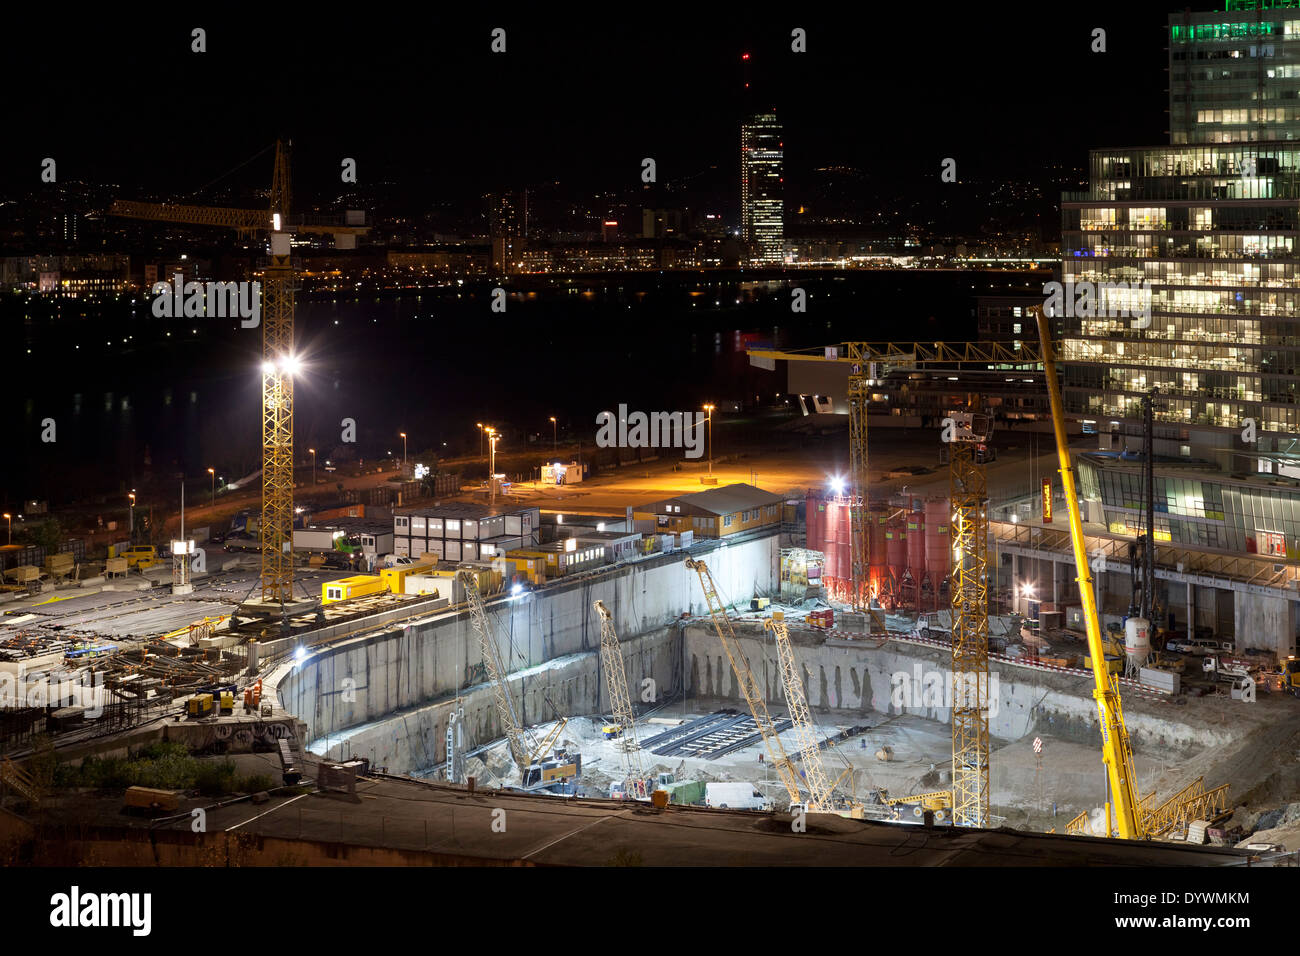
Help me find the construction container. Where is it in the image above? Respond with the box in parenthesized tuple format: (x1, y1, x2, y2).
(294, 528, 345, 552)
(658, 779, 705, 805)
(380, 562, 435, 595)
(219, 691, 235, 714)
(187, 693, 214, 718)
(508, 557, 544, 586)
(458, 563, 502, 597)
(321, 574, 387, 604)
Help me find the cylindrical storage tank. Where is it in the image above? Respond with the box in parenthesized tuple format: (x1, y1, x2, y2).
(886, 516, 908, 585)
(924, 498, 950, 587)
(835, 502, 852, 595)
(822, 499, 839, 585)
(806, 489, 822, 554)
(1124, 617, 1151, 659)
(907, 510, 926, 588)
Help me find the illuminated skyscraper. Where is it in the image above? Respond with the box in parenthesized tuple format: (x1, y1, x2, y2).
(1054, 2, 1300, 592)
(1061, 3, 1300, 473)
(487, 190, 528, 273)
(741, 112, 783, 264)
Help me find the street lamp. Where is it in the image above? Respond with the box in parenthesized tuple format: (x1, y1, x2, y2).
(703, 404, 715, 476)
(400, 432, 407, 467)
(128, 491, 136, 536)
(207, 467, 215, 507)
(2, 514, 9, 546)
(476, 422, 484, 461)
(309, 448, 316, 486)
(549, 416, 557, 456)
(489, 431, 500, 505)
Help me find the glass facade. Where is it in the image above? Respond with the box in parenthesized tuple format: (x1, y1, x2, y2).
(1060, 4, 1300, 451)
(741, 112, 783, 264)
(1060, 144, 1300, 439)
(1170, 5, 1300, 144)
(1078, 457, 1300, 557)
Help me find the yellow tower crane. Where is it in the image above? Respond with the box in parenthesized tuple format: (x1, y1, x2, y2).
(1032, 305, 1143, 839)
(947, 413, 991, 828)
(593, 600, 644, 789)
(109, 141, 368, 618)
(685, 557, 805, 809)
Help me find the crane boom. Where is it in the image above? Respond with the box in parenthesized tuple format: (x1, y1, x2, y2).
(685, 558, 803, 807)
(594, 601, 644, 780)
(459, 569, 530, 772)
(1033, 305, 1144, 839)
(764, 611, 836, 811)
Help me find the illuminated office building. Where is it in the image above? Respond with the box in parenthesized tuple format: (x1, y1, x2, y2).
(1060, 2, 1300, 474)
(741, 112, 783, 264)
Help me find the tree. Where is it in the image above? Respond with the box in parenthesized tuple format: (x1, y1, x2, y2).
(29, 519, 62, 555)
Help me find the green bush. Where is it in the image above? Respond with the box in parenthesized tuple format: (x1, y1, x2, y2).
(53, 741, 250, 797)
(237, 773, 275, 793)
(193, 759, 237, 796)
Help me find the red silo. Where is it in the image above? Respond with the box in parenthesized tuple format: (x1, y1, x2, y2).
(868, 512, 886, 596)
(886, 516, 908, 590)
(924, 497, 951, 598)
(822, 499, 840, 586)
(805, 489, 822, 552)
(907, 510, 926, 592)
(835, 502, 853, 600)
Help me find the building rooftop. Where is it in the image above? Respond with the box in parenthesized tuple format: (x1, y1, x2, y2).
(638, 483, 783, 517)
(395, 502, 535, 520)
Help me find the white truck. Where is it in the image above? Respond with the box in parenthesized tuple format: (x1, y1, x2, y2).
(705, 781, 772, 811)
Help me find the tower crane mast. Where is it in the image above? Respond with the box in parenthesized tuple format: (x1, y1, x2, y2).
(108, 141, 367, 616)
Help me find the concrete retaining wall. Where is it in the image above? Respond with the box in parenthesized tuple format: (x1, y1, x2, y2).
(681, 624, 1237, 756)
(277, 533, 779, 771)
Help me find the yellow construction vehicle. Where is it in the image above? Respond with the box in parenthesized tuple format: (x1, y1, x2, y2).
(880, 788, 953, 823)
(1283, 657, 1300, 697)
(1034, 305, 1145, 839)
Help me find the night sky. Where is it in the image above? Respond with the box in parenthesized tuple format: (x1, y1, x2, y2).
(7, 4, 1173, 209)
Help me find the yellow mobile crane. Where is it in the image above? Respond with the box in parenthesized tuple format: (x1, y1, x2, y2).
(593, 600, 644, 794)
(1033, 305, 1144, 839)
(686, 558, 805, 809)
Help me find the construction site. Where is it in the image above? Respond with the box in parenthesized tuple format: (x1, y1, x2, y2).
(0, 299, 1297, 868)
(0, 133, 1298, 871)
